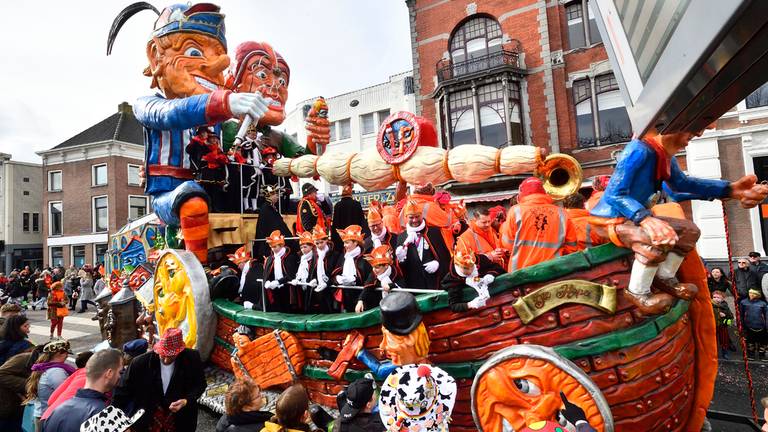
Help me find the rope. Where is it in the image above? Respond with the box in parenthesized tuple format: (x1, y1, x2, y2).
(721, 201, 759, 423)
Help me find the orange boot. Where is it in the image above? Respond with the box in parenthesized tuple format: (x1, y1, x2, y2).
(179, 197, 209, 264)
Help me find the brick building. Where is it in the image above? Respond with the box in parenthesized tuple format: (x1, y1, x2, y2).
(0, 153, 43, 272)
(37, 102, 148, 267)
(406, 0, 768, 261)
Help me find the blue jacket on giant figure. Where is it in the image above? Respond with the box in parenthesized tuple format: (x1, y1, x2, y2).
(107, 2, 273, 264)
(590, 129, 768, 315)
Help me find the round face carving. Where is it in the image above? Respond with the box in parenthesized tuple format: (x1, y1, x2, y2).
(472, 347, 610, 432)
(146, 33, 229, 98)
(234, 45, 289, 126)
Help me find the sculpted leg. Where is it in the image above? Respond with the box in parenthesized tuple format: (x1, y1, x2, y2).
(180, 197, 210, 264)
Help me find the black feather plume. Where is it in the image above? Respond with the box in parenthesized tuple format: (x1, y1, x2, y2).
(107, 2, 160, 55)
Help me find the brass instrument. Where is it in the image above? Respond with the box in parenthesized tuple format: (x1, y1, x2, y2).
(537, 153, 583, 201)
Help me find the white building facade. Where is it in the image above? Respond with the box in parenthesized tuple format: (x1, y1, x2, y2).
(281, 71, 416, 196)
(0, 153, 44, 272)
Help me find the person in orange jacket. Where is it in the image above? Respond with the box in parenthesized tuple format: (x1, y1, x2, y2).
(458, 207, 507, 267)
(563, 193, 605, 251)
(500, 177, 578, 272)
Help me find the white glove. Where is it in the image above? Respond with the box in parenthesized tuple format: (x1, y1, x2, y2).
(404, 231, 419, 246)
(482, 274, 495, 285)
(228, 92, 272, 121)
(336, 275, 354, 285)
(477, 286, 490, 301)
(243, 301, 254, 310)
(264, 280, 278, 290)
(315, 283, 327, 292)
(288, 279, 299, 286)
(308, 279, 318, 287)
(423, 260, 439, 274)
(467, 297, 486, 309)
(395, 246, 408, 262)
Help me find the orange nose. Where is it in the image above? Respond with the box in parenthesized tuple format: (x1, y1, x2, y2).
(200, 53, 231, 80)
(524, 391, 561, 426)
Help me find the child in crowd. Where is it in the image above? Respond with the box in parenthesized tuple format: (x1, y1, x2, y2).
(712, 290, 735, 359)
(740, 289, 768, 360)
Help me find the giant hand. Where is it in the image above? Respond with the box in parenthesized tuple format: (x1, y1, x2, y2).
(730, 174, 768, 208)
(639, 216, 678, 247)
(229, 92, 273, 122)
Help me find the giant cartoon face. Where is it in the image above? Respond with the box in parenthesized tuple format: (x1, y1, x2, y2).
(231, 42, 290, 126)
(472, 346, 612, 432)
(145, 32, 230, 99)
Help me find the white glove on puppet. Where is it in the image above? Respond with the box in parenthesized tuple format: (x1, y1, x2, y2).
(308, 279, 318, 287)
(228, 92, 272, 121)
(395, 246, 408, 262)
(482, 274, 495, 285)
(423, 260, 439, 274)
(243, 301, 254, 310)
(467, 297, 486, 310)
(315, 283, 327, 292)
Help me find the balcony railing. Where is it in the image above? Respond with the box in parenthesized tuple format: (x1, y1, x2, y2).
(437, 49, 522, 83)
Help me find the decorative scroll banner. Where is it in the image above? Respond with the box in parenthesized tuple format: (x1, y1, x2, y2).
(513, 280, 617, 324)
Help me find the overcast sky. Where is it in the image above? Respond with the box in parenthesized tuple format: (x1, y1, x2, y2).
(0, 1, 413, 163)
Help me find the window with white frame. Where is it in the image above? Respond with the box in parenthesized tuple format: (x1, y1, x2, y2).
(48, 170, 62, 192)
(127, 164, 142, 186)
(49, 201, 63, 236)
(72, 245, 86, 268)
(93, 196, 108, 232)
(92, 164, 107, 186)
(329, 121, 337, 142)
(50, 246, 64, 267)
(566, 0, 601, 50)
(338, 118, 351, 140)
(129, 196, 149, 220)
(448, 15, 503, 77)
(361, 113, 376, 135)
(377, 109, 391, 125)
(94, 243, 108, 265)
(573, 73, 632, 148)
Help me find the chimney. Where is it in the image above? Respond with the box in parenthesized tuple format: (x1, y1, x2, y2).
(118, 101, 132, 114)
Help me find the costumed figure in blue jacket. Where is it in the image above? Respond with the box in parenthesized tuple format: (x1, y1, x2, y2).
(106, 2, 273, 263)
(591, 126, 768, 315)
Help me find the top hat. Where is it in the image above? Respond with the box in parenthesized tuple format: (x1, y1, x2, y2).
(261, 184, 283, 197)
(302, 183, 318, 195)
(154, 328, 185, 357)
(337, 225, 365, 244)
(453, 238, 476, 267)
(380, 292, 422, 336)
(364, 245, 393, 267)
(403, 200, 423, 217)
(266, 230, 285, 247)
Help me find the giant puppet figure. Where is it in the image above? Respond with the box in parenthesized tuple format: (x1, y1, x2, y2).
(590, 127, 768, 315)
(107, 3, 273, 263)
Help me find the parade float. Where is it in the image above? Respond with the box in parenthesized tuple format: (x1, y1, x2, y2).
(101, 1, 768, 431)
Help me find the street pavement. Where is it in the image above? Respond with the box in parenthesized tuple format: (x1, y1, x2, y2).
(20, 305, 768, 431)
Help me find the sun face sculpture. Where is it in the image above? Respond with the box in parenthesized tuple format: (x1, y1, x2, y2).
(153, 253, 198, 347)
(472, 345, 612, 432)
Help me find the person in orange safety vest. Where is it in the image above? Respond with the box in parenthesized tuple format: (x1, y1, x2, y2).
(562, 193, 605, 251)
(458, 207, 507, 267)
(500, 177, 578, 272)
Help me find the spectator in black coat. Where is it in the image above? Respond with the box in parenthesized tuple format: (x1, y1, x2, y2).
(216, 378, 272, 432)
(749, 251, 768, 280)
(735, 258, 761, 301)
(330, 377, 385, 432)
(113, 328, 206, 432)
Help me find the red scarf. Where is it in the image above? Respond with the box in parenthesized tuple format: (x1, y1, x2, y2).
(643, 135, 671, 181)
(296, 198, 327, 233)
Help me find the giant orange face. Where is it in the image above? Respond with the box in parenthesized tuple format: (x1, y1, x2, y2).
(233, 43, 289, 126)
(472, 347, 610, 432)
(145, 33, 229, 99)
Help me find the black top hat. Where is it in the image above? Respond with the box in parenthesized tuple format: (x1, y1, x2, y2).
(339, 377, 376, 422)
(302, 183, 318, 195)
(380, 292, 422, 336)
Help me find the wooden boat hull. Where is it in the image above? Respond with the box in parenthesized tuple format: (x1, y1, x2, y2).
(211, 244, 712, 432)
